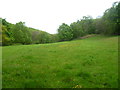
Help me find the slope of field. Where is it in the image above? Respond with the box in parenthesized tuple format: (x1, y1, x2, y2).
(2, 35, 118, 88)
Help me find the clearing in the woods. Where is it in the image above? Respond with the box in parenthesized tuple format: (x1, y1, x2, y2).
(2, 35, 118, 88)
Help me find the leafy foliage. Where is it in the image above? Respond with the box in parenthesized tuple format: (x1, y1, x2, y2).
(2, 25, 11, 46)
(1, 20, 59, 46)
(101, 2, 119, 35)
(1, 1, 119, 46)
(11, 22, 32, 44)
(58, 23, 73, 41)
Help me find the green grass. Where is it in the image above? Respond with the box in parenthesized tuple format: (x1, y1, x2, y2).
(2, 35, 118, 88)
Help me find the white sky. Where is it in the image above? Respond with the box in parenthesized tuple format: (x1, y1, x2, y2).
(0, 0, 117, 34)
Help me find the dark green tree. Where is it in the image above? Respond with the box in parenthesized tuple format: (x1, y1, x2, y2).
(101, 2, 119, 35)
(58, 23, 73, 41)
(11, 22, 32, 44)
(70, 21, 84, 39)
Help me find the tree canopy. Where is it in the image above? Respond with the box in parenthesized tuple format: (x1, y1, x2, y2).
(1, 1, 119, 46)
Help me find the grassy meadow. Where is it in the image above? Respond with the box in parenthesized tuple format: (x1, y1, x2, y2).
(2, 35, 118, 88)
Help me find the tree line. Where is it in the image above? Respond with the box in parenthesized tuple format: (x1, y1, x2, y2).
(0, 1, 119, 46)
(1, 20, 59, 46)
(58, 2, 120, 41)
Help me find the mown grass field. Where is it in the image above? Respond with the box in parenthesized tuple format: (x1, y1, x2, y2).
(2, 35, 118, 88)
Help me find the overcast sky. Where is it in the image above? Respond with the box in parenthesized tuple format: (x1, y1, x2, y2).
(0, 0, 117, 34)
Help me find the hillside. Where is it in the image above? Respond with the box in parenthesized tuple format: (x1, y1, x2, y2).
(2, 35, 118, 88)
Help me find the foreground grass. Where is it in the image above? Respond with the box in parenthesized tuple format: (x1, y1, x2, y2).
(2, 35, 118, 88)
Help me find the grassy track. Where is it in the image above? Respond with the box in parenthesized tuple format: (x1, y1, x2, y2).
(2, 35, 118, 88)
